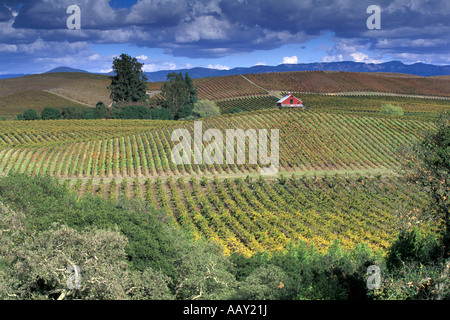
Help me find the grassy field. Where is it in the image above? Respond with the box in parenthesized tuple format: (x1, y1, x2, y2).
(216, 93, 450, 119)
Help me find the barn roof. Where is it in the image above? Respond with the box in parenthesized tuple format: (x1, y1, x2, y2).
(277, 93, 302, 104)
(277, 94, 293, 104)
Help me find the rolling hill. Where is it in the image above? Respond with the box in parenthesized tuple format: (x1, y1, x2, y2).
(1, 70, 449, 119)
(0, 72, 112, 118)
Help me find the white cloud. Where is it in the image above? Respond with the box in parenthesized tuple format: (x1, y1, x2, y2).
(0, 43, 17, 52)
(136, 55, 148, 60)
(88, 54, 102, 61)
(350, 52, 383, 64)
(254, 62, 267, 66)
(207, 64, 230, 70)
(282, 56, 298, 64)
(143, 62, 177, 72)
(321, 54, 344, 63)
(175, 16, 231, 43)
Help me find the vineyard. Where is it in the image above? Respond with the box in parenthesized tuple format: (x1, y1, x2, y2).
(0, 110, 436, 179)
(1, 70, 447, 260)
(215, 93, 450, 118)
(195, 75, 268, 101)
(66, 174, 441, 256)
(242, 71, 450, 97)
(217, 96, 279, 113)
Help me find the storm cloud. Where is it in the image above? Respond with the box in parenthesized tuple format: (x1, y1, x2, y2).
(0, 0, 449, 73)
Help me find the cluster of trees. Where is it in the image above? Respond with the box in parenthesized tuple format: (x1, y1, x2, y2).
(109, 54, 220, 121)
(16, 54, 220, 122)
(17, 103, 109, 121)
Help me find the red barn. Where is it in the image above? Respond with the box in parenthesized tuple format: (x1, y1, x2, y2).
(277, 93, 303, 108)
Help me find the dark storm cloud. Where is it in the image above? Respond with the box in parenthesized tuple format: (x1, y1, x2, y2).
(1, 0, 449, 60)
(0, 6, 12, 22)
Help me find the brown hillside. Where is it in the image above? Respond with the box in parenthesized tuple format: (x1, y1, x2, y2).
(0, 90, 90, 118)
(243, 71, 450, 97)
(0, 73, 112, 109)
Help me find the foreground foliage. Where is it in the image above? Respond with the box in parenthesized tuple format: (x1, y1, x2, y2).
(0, 173, 449, 300)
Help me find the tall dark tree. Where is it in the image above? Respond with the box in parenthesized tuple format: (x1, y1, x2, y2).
(160, 72, 198, 119)
(108, 54, 148, 103)
(184, 72, 198, 105)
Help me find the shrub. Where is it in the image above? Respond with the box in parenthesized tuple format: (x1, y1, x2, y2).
(380, 104, 404, 116)
(385, 228, 443, 271)
(192, 100, 221, 118)
(62, 106, 82, 119)
(236, 264, 290, 300)
(41, 107, 62, 120)
(94, 102, 107, 119)
(0, 173, 236, 299)
(114, 105, 152, 119)
(151, 107, 174, 120)
(81, 109, 95, 119)
(22, 109, 40, 120)
(223, 108, 244, 114)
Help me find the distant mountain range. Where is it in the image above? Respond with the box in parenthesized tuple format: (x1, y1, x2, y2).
(142, 61, 450, 82)
(1, 61, 449, 81)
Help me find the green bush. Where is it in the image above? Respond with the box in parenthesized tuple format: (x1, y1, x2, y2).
(192, 100, 220, 118)
(177, 104, 194, 119)
(41, 107, 62, 120)
(236, 264, 291, 300)
(151, 107, 174, 120)
(94, 102, 107, 119)
(0, 173, 236, 299)
(114, 105, 152, 119)
(81, 109, 95, 119)
(380, 104, 404, 116)
(22, 109, 40, 120)
(62, 106, 82, 119)
(223, 108, 244, 114)
(386, 228, 443, 271)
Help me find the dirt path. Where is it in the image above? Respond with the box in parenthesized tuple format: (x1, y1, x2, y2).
(239, 75, 269, 94)
(44, 90, 94, 108)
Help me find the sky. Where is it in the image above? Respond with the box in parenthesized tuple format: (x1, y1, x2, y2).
(0, 0, 449, 75)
